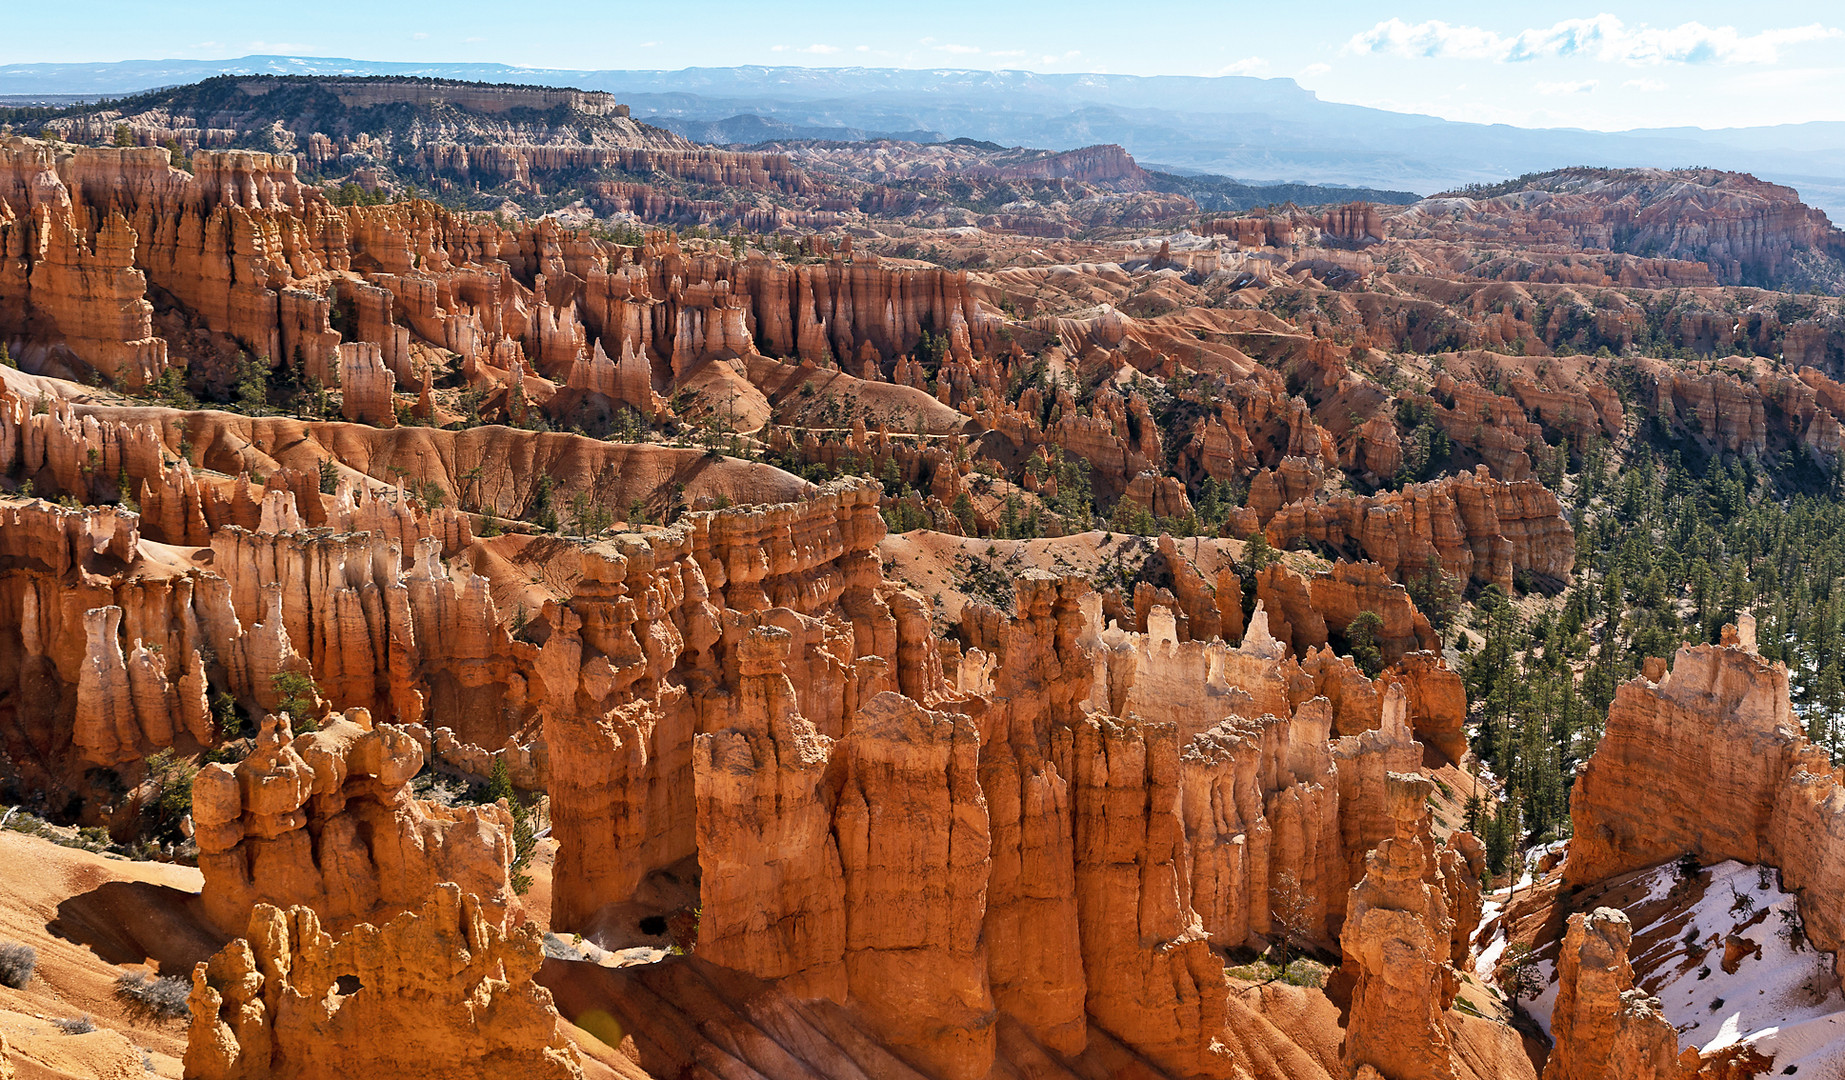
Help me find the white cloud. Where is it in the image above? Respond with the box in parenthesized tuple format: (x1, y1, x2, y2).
(247, 41, 316, 53)
(412, 32, 429, 41)
(1347, 15, 1839, 66)
(1298, 62, 1332, 77)
(855, 45, 871, 52)
(1537, 78, 1599, 95)
(1217, 56, 1270, 76)
(988, 49, 1027, 59)
(1348, 18, 1503, 59)
(1622, 77, 1666, 91)
(935, 43, 981, 54)
(771, 43, 839, 54)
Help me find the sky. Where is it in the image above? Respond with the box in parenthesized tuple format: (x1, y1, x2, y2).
(7, 1, 1845, 132)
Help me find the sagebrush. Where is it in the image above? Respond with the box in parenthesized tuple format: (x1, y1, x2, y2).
(0, 940, 35, 988)
(114, 971, 190, 1023)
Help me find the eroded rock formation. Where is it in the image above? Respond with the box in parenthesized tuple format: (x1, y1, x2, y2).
(1566, 617, 1845, 969)
(1340, 772, 1477, 1080)
(191, 708, 513, 934)
(1262, 468, 1574, 591)
(185, 884, 581, 1080)
(1547, 908, 1688, 1080)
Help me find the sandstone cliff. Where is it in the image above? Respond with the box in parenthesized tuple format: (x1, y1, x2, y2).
(1547, 908, 1689, 1080)
(185, 884, 582, 1080)
(191, 708, 513, 934)
(1566, 617, 1845, 979)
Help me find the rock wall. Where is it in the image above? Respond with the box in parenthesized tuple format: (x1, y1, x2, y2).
(1394, 168, 1845, 286)
(542, 479, 891, 929)
(10, 206, 169, 385)
(338, 341, 397, 426)
(1256, 559, 1440, 663)
(1566, 617, 1845, 976)
(0, 139, 998, 400)
(413, 145, 796, 188)
(191, 709, 513, 934)
(0, 459, 521, 793)
(1263, 467, 1575, 591)
(1064, 713, 1238, 1078)
(185, 884, 581, 1080)
(691, 625, 848, 997)
(526, 506, 1482, 1080)
(835, 692, 994, 1080)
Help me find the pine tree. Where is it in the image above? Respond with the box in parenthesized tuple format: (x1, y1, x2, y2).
(488, 759, 537, 896)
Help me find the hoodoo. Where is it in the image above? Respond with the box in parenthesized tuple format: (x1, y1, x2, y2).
(0, 49, 1841, 1080)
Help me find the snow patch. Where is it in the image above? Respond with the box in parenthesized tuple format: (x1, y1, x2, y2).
(1495, 860, 1845, 1078)
(1648, 861, 1845, 1075)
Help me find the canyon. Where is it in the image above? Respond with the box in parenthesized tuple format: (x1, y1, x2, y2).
(0, 73, 1842, 1080)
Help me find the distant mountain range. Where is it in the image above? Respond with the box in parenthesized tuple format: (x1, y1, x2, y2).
(8, 55, 1845, 218)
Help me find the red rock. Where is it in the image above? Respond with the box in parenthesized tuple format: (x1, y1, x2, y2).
(1264, 467, 1574, 591)
(1385, 651, 1469, 765)
(338, 341, 397, 427)
(1548, 908, 1689, 1080)
(835, 692, 994, 1080)
(1340, 772, 1481, 1080)
(1064, 712, 1237, 1078)
(1394, 168, 1842, 285)
(192, 708, 514, 934)
(185, 884, 582, 1080)
(1565, 617, 1845, 971)
(691, 625, 847, 999)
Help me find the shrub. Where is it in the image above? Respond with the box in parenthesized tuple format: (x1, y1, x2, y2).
(1779, 908, 1807, 952)
(270, 671, 321, 730)
(1497, 942, 1545, 1005)
(1223, 957, 1328, 987)
(211, 691, 243, 740)
(55, 1015, 96, 1035)
(0, 941, 36, 988)
(1729, 883, 1757, 917)
(114, 971, 191, 1023)
(1345, 611, 1385, 678)
(488, 759, 538, 896)
(143, 750, 196, 843)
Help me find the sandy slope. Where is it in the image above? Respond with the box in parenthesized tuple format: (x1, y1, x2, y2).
(0, 830, 218, 1078)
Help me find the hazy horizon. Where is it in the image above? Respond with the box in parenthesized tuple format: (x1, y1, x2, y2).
(6, 2, 1845, 133)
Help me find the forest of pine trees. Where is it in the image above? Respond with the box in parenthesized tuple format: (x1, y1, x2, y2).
(1460, 439, 1845, 876)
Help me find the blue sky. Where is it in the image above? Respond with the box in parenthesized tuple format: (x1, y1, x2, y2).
(9, 2, 1845, 131)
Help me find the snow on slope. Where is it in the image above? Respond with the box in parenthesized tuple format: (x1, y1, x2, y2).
(1490, 859, 1845, 1076)
(1644, 861, 1845, 1076)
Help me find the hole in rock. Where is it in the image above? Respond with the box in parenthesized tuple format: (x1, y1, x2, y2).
(638, 916, 668, 937)
(334, 974, 363, 995)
